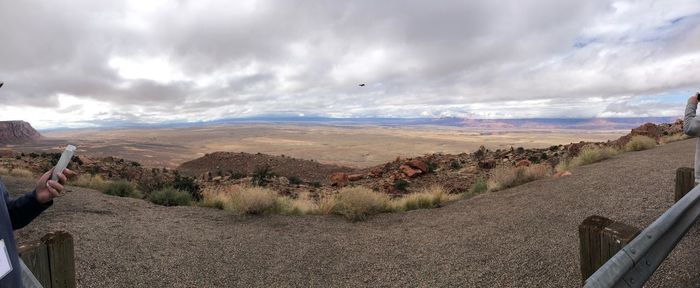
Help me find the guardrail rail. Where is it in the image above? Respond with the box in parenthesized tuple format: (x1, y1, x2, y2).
(581, 167, 699, 287)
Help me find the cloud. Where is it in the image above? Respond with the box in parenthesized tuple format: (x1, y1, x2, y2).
(0, 0, 699, 128)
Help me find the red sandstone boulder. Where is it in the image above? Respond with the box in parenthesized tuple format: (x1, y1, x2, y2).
(406, 159, 429, 173)
(399, 165, 421, 178)
(330, 172, 349, 187)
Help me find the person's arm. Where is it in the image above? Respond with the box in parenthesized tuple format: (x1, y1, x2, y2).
(684, 93, 700, 137)
(1, 181, 51, 230)
(2, 168, 74, 230)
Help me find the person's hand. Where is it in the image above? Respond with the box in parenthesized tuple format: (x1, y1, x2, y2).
(35, 168, 76, 204)
(691, 93, 700, 105)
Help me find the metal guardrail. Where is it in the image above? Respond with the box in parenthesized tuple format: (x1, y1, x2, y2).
(584, 183, 700, 287)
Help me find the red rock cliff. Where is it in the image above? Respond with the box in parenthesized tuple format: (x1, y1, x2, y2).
(0, 121, 41, 144)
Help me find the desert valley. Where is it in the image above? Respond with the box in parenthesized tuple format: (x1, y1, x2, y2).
(0, 118, 698, 287)
(3, 1, 700, 287)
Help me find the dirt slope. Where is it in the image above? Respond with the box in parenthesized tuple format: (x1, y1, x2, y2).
(7, 139, 700, 287)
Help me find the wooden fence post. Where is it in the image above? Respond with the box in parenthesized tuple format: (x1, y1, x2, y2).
(579, 215, 640, 283)
(18, 231, 76, 288)
(42, 231, 76, 288)
(675, 167, 695, 202)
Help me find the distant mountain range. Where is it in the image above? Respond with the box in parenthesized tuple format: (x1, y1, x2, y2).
(39, 116, 682, 132)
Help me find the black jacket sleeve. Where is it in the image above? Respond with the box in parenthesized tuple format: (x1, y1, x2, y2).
(1, 181, 52, 230)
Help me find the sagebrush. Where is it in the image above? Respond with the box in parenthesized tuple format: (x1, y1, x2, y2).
(149, 187, 191, 206)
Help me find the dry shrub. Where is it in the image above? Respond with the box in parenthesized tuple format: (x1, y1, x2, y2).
(333, 186, 390, 221)
(148, 187, 191, 206)
(225, 186, 277, 214)
(0, 167, 35, 179)
(625, 135, 657, 152)
(488, 164, 551, 191)
(390, 185, 461, 212)
(469, 178, 488, 194)
(103, 180, 143, 199)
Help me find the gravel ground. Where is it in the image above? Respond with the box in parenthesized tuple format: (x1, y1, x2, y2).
(6, 139, 700, 287)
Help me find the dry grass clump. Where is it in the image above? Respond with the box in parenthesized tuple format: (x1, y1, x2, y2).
(333, 186, 390, 221)
(574, 145, 620, 166)
(555, 158, 572, 173)
(0, 167, 35, 179)
(390, 185, 461, 212)
(199, 189, 230, 209)
(70, 174, 108, 191)
(200, 184, 460, 220)
(276, 192, 335, 215)
(625, 135, 657, 152)
(275, 192, 320, 215)
(71, 175, 142, 198)
(316, 192, 337, 215)
(557, 145, 620, 172)
(660, 133, 688, 144)
(488, 164, 551, 191)
(224, 186, 278, 215)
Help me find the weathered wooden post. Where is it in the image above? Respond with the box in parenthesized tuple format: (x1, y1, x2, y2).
(579, 215, 640, 283)
(43, 231, 76, 288)
(675, 167, 695, 202)
(17, 231, 76, 288)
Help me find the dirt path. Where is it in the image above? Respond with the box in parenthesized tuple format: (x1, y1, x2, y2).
(6, 139, 700, 287)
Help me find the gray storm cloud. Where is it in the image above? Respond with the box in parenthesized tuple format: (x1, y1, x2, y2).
(0, 0, 699, 127)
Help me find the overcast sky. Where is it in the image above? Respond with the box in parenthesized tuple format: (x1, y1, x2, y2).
(1, 0, 699, 129)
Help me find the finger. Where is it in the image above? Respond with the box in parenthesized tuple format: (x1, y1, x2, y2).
(48, 180, 65, 193)
(37, 170, 52, 188)
(47, 186, 60, 198)
(63, 168, 78, 179)
(40, 170, 51, 180)
(57, 173, 68, 184)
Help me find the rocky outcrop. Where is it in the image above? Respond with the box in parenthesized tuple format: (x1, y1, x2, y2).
(613, 121, 677, 148)
(0, 121, 41, 144)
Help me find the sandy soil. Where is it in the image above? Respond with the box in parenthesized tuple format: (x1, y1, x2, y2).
(37, 124, 626, 168)
(4, 139, 700, 287)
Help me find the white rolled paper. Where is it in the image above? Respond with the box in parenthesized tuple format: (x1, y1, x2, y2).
(51, 145, 76, 181)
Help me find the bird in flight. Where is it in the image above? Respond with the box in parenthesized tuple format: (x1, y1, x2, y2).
(358, 83, 365, 87)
